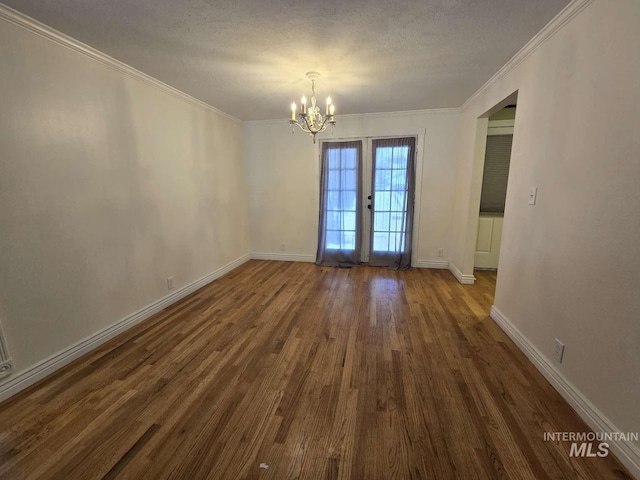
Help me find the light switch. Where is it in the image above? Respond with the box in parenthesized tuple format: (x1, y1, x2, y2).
(528, 187, 538, 205)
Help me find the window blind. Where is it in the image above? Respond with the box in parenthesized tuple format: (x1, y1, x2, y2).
(480, 134, 513, 214)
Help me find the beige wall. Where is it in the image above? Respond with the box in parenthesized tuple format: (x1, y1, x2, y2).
(1, 0, 638, 473)
(243, 111, 461, 265)
(450, 0, 640, 464)
(0, 17, 250, 381)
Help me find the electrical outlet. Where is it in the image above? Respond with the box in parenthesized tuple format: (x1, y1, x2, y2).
(167, 277, 174, 290)
(437, 248, 444, 257)
(554, 338, 565, 363)
(281, 243, 286, 252)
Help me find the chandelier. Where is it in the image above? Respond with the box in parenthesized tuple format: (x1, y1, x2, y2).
(289, 72, 336, 143)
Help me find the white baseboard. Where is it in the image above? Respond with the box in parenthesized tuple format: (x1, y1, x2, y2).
(415, 260, 449, 269)
(0, 253, 251, 403)
(251, 252, 316, 263)
(0, 320, 12, 378)
(449, 262, 476, 284)
(490, 306, 640, 479)
(252, 255, 451, 269)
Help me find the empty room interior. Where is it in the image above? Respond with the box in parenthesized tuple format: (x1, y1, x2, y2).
(1, 0, 639, 478)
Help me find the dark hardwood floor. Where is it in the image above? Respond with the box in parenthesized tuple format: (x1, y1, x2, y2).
(0, 261, 632, 479)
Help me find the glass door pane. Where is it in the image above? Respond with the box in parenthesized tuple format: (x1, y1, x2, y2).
(325, 145, 359, 250)
(369, 138, 415, 268)
(316, 140, 363, 267)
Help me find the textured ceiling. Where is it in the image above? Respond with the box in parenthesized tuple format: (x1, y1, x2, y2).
(3, 0, 570, 120)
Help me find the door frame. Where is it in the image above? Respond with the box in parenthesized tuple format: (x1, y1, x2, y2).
(462, 91, 518, 279)
(318, 129, 426, 267)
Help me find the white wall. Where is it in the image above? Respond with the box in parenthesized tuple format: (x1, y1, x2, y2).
(243, 111, 461, 265)
(450, 0, 640, 467)
(0, 15, 250, 385)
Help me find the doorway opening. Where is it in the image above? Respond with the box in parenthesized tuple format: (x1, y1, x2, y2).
(465, 91, 518, 293)
(474, 104, 516, 271)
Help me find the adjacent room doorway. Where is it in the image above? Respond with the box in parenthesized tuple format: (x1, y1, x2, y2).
(474, 105, 516, 271)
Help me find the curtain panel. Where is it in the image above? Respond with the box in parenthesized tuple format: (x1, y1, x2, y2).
(368, 137, 416, 270)
(315, 141, 363, 267)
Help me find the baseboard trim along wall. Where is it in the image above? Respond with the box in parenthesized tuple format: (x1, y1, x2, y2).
(252, 255, 453, 270)
(250, 253, 316, 263)
(0, 321, 12, 380)
(415, 260, 449, 269)
(251, 255, 458, 272)
(449, 263, 476, 284)
(490, 306, 640, 479)
(0, 253, 251, 403)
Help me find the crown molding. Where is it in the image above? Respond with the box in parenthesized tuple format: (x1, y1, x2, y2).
(0, 0, 593, 125)
(243, 107, 461, 126)
(461, 0, 595, 111)
(0, 4, 241, 124)
(337, 107, 462, 119)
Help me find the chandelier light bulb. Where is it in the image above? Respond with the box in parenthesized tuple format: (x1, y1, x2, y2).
(288, 72, 337, 143)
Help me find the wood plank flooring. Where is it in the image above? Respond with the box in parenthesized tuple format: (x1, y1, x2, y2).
(0, 260, 632, 479)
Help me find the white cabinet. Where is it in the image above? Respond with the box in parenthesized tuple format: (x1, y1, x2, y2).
(474, 214, 504, 269)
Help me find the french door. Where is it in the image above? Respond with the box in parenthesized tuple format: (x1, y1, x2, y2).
(316, 137, 416, 269)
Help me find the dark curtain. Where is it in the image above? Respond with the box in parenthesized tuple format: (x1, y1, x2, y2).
(368, 137, 416, 270)
(315, 141, 363, 267)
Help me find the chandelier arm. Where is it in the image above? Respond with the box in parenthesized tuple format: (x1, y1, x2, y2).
(288, 72, 335, 142)
(317, 115, 330, 133)
(290, 120, 307, 134)
(302, 114, 314, 133)
(291, 116, 310, 132)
